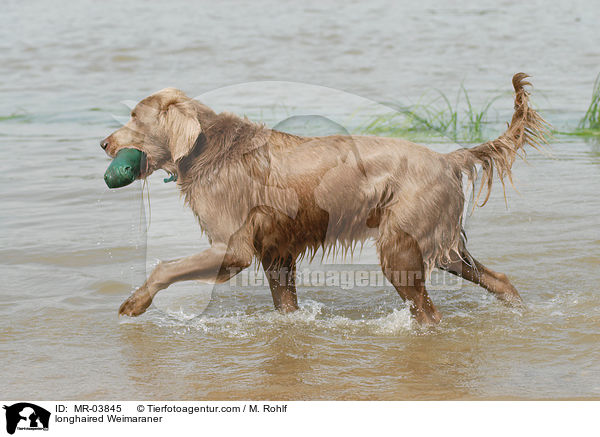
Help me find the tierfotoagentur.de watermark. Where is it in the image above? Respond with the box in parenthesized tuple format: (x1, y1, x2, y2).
(227, 264, 462, 291)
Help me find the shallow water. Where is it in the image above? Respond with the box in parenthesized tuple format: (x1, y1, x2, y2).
(1, 0, 599, 400)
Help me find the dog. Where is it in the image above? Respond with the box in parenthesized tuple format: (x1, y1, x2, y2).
(101, 73, 548, 325)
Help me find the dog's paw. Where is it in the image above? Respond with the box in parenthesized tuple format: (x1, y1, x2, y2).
(499, 288, 524, 308)
(118, 290, 152, 317)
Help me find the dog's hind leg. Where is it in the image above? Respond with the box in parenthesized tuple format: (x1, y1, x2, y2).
(118, 243, 252, 317)
(261, 254, 299, 313)
(441, 249, 522, 305)
(377, 230, 442, 325)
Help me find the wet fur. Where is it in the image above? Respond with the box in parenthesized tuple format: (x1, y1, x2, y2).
(102, 73, 549, 324)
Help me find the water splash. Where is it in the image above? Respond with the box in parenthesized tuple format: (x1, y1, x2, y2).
(123, 299, 414, 338)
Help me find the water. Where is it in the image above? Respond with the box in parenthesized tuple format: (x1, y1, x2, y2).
(1, 0, 599, 400)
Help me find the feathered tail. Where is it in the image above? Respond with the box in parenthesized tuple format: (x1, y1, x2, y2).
(449, 73, 551, 206)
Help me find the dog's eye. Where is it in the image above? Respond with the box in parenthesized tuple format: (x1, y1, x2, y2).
(131, 111, 137, 118)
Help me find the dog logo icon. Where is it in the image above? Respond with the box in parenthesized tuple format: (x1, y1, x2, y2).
(3, 403, 50, 434)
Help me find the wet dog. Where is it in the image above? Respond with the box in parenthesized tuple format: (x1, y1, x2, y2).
(101, 73, 548, 324)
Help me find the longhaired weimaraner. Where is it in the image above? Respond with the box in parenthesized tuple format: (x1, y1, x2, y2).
(101, 73, 548, 324)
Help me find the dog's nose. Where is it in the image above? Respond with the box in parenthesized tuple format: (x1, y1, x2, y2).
(101, 140, 109, 150)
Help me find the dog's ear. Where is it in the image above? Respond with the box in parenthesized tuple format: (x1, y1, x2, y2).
(161, 100, 202, 161)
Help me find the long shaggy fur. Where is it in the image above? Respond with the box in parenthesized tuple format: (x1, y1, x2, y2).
(102, 74, 549, 280)
(448, 73, 551, 207)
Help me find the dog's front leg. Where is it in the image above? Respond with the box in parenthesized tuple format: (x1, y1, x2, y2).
(118, 243, 251, 317)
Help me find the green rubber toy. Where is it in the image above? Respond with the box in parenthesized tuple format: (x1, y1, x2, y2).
(103, 148, 144, 188)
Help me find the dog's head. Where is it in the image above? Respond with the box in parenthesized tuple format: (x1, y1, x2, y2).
(100, 88, 214, 177)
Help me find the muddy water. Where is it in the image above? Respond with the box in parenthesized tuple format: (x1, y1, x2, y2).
(1, 0, 599, 400)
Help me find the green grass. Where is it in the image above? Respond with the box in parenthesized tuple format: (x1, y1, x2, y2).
(357, 74, 600, 143)
(0, 112, 27, 122)
(576, 73, 600, 136)
(358, 84, 501, 143)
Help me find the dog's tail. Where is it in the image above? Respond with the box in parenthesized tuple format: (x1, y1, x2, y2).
(449, 73, 550, 206)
